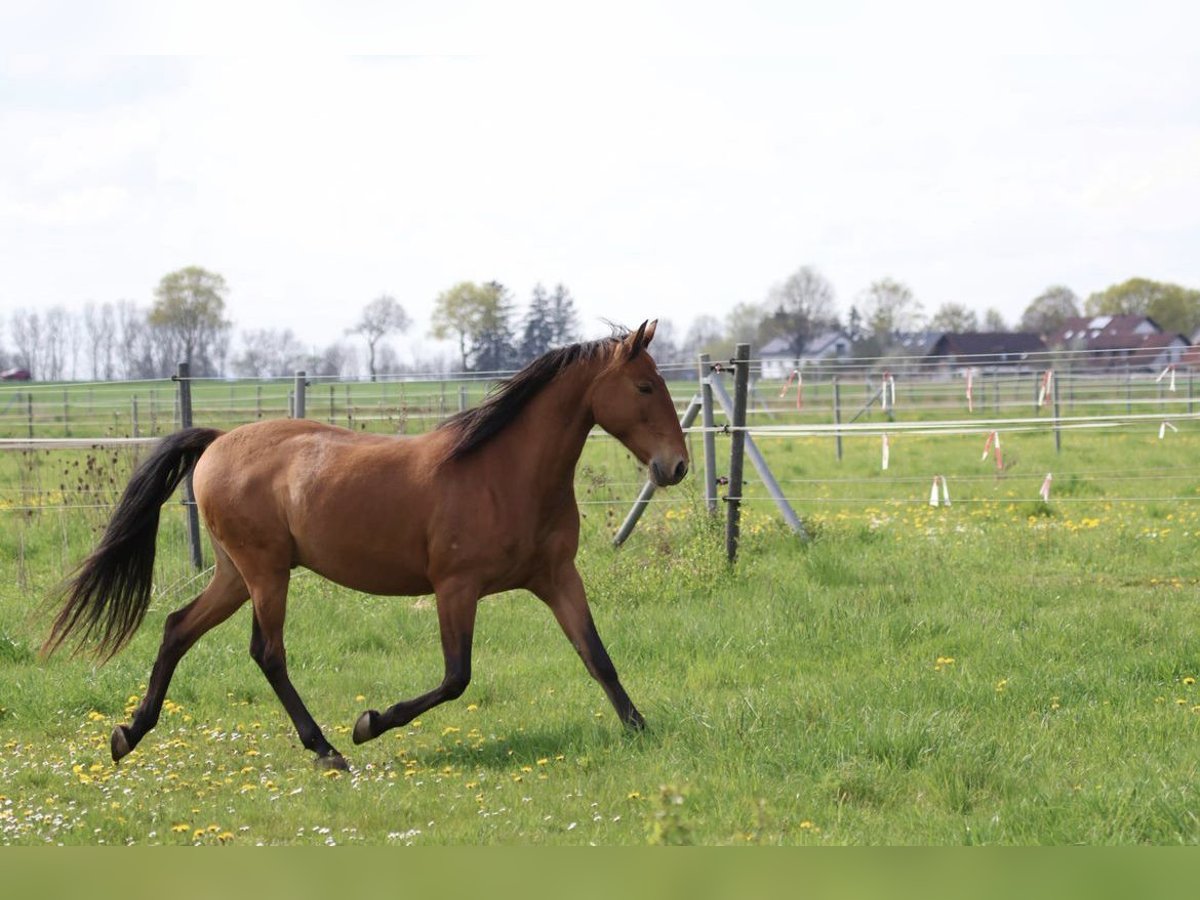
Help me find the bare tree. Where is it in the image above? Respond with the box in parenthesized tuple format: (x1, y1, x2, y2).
(929, 302, 979, 334)
(9, 308, 44, 378)
(766, 265, 839, 352)
(349, 294, 411, 380)
(1021, 285, 1079, 337)
(233, 328, 307, 378)
(84, 302, 118, 380)
(860, 278, 924, 339)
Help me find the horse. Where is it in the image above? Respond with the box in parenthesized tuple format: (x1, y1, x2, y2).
(45, 321, 688, 771)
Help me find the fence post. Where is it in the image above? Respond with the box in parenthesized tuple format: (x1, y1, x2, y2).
(459, 385, 468, 412)
(176, 362, 203, 570)
(131, 396, 139, 438)
(833, 376, 843, 461)
(26, 392, 34, 439)
(293, 371, 307, 419)
(708, 375, 807, 539)
(699, 353, 718, 515)
(725, 343, 750, 564)
(63, 389, 70, 437)
(1052, 368, 1062, 454)
(1190, 368, 1195, 415)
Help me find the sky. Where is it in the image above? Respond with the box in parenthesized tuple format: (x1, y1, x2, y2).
(2, 2, 1200, 364)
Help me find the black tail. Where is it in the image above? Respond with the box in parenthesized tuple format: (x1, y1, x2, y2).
(44, 427, 224, 660)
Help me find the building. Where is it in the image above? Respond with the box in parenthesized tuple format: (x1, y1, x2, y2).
(758, 330, 851, 379)
(924, 332, 1048, 374)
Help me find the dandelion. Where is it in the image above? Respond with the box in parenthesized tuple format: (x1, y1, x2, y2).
(171, 823, 190, 833)
(1184, 677, 1196, 686)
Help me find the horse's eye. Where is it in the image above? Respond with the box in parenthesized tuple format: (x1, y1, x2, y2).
(637, 382, 653, 395)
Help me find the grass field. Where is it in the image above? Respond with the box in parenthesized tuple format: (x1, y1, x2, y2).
(1, 373, 1199, 845)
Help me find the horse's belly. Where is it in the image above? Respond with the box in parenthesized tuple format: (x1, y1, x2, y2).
(294, 532, 434, 597)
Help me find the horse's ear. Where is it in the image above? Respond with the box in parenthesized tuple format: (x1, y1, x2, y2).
(643, 319, 657, 348)
(624, 320, 650, 360)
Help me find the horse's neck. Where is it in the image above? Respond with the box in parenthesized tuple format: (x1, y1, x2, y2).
(498, 361, 596, 496)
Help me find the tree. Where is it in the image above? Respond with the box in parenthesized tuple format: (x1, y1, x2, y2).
(233, 328, 308, 378)
(348, 294, 411, 380)
(860, 278, 923, 339)
(682, 314, 725, 357)
(929, 302, 979, 334)
(520, 283, 555, 362)
(431, 281, 489, 371)
(983, 308, 1008, 332)
(149, 266, 232, 376)
(430, 280, 518, 372)
(547, 284, 580, 347)
(83, 302, 117, 380)
(1085, 277, 1200, 337)
(765, 265, 838, 352)
(1020, 285, 1079, 336)
(9, 308, 44, 378)
(470, 281, 519, 373)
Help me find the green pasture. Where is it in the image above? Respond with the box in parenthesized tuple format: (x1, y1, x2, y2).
(1, 374, 1198, 844)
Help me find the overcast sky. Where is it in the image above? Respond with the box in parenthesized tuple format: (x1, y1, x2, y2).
(2, 2, 1199, 362)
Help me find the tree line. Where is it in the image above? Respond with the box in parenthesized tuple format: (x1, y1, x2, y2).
(661, 267, 1200, 365)
(0, 267, 583, 382)
(4, 264, 1198, 382)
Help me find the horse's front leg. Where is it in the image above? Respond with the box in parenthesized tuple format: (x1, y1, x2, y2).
(353, 579, 478, 744)
(533, 562, 645, 730)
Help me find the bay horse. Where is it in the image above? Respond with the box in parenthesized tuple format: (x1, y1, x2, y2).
(45, 321, 687, 771)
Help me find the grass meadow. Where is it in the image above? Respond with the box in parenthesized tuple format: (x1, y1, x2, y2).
(1, 371, 1198, 845)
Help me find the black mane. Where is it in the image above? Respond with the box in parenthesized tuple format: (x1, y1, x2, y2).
(439, 337, 621, 460)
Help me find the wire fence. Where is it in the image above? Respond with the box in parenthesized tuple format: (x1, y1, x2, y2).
(2, 348, 1196, 527)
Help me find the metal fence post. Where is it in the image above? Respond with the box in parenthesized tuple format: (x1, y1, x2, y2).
(725, 344, 750, 564)
(699, 353, 718, 515)
(1052, 368, 1062, 454)
(833, 376, 843, 461)
(293, 371, 307, 419)
(176, 362, 203, 570)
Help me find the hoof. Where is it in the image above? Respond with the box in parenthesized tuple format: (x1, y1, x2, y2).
(352, 710, 379, 745)
(110, 724, 132, 763)
(625, 710, 647, 732)
(315, 752, 350, 772)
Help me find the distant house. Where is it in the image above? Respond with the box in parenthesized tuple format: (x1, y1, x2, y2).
(758, 330, 851, 379)
(1080, 332, 1189, 372)
(924, 332, 1048, 374)
(1047, 315, 1190, 371)
(1047, 315, 1162, 349)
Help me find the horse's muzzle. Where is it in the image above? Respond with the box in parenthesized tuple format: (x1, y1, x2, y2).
(650, 457, 689, 487)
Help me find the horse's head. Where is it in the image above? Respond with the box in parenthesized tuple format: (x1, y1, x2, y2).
(592, 321, 689, 487)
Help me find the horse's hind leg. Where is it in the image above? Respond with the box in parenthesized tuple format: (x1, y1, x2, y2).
(112, 545, 249, 763)
(352, 578, 478, 744)
(245, 570, 348, 771)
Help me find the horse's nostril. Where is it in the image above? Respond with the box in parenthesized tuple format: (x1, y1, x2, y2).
(673, 460, 688, 483)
